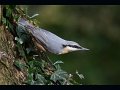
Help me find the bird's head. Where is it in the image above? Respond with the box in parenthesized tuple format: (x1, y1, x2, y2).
(59, 41, 89, 54)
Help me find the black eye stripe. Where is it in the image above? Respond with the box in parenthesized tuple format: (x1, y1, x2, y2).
(62, 44, 82, 49)
(62, 45, 67, 47)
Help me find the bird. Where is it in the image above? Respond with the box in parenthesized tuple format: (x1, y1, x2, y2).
(18, 18, 89, 55)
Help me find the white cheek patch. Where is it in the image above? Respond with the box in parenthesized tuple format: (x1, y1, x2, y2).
(66, 46, 80, 51)
(65, 46, 89, 51)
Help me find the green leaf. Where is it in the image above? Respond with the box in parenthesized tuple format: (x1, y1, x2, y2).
(55, 64, 61, 70)
(15, 37, 23, 44)
(26, 48, 33, 54)
(28, 60, 42, 74)
(26, 73, 35, 85)
(28, 67, 37, 74)
(28, 61, 34, 68)
(34, 74, 47, 85)
(16, 25, 29, 43)
(14, 60, 25, 70)
(28, 60, 41, 68)
(54, 60, 64, 65)
(6, 20, 14, 32)
(2, 18, 6, 24)
(9, 5, 16, 10)
(54, 61, 63, 70)
(30, 14, 39, 19)
(76, 70, 84, 79)
(50, 69, 68, 82)
(16, 42, 25, 57)
(6, 8, 12, 17)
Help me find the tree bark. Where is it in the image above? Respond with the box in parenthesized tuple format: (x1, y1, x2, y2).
(0, 5, 26, 85)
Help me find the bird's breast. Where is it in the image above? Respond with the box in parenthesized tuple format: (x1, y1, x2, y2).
(59, 47, 69, 54)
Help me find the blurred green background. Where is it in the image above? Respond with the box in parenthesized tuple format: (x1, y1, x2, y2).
(23, 5, 120, 85)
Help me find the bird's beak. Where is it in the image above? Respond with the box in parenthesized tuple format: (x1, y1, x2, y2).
(80, 47, 89, 50)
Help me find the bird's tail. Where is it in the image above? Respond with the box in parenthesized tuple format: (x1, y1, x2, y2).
(18, 18, 36, 34)
(18, 18, 30, 26)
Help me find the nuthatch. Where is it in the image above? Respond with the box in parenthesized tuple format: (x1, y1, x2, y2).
(18, 18, 89, 55)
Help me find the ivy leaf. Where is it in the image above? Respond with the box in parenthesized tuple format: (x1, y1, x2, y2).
(16, 25, 30, 43)
(15, 37, 23, 44)
(2, 17, 6, 25)
(28, 60, 41, 68)
(76, 70, 84, 79)
(55, 64, 61, 70)
(53, 60, 64, 65)
(6, 8, 12, 17)
(14, 60, 25, 70)
(26, 48, 34, 54)
(34, 74, 47, 85)
(50, 69, 68, 82)
(54, 61, 63, 71)
(30, 14, 39, 19)
(9, 5, 16, 10)
(26, 73, 35, 85)
(16, 42, 25, 57)
(28, 61, 34, 68)
(28, 60, 42, 74)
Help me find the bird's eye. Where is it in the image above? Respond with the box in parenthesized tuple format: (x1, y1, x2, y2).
(62, 44, 82, 49)
(73, 45, 81, 48)
(62, 44, 67, 47)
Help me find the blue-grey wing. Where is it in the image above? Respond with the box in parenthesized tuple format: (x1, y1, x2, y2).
(18, 18, 66, 44)
(31, 28, 66, 47)
(29, 28, 66, 54)
(18, 18, 66, 54)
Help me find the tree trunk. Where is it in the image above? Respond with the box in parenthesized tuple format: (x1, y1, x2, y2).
(0, 5, 26, 85)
